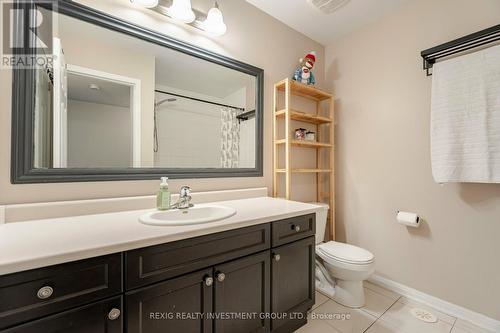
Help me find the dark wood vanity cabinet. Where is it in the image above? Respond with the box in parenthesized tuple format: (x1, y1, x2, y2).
(0, 214, 315, 333)
(126, 251, 271, 333)
(270, 237, 315, 333)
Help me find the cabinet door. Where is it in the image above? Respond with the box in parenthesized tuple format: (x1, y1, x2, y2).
(271, 237, 315, 332)
(2, 296, 122, 333)
(214, 251, 270, 333)
(126, 268, 213, 333)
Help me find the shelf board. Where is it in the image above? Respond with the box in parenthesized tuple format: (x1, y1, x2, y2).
(275, 79, 332, 101)
(275, 139, 332, 148)
(276, 169, 332, 173)
(275, 109, 332, 124)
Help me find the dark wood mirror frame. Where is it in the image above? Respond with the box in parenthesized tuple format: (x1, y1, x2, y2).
(11, 0, 264, 184)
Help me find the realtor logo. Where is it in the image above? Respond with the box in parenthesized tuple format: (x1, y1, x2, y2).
(1, 0, 55, 69)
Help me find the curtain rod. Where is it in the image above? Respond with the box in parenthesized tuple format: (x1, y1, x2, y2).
(236, 109, 256, 122)
(421, 24, 500, 76)
(155, 89, 246, 111)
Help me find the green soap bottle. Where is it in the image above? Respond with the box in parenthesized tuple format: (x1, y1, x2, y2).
(156, 177, 171, 210)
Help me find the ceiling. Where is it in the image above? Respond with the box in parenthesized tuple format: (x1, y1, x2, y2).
(246, 0, 412, 45)
(154, 49, 255, 99)
(68, 74, 131, 108)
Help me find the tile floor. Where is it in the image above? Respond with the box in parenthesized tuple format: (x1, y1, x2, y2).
(296, 281, 493, 333)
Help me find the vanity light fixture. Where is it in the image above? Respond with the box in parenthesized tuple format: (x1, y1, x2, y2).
(202, 2, 227, 36)
(130, 0, 159, 8)
(148, 0, 228, 37)
(167, 0, 196, 24)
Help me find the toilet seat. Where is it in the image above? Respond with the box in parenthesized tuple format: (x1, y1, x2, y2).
(317, 241, 374, 265)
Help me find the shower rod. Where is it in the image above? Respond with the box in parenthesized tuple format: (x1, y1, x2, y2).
(155, 89, 246, 111)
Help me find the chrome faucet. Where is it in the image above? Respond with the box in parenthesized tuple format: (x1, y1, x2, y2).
(171, 186, 193, 209)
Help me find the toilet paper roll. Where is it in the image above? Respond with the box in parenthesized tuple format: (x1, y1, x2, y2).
(397, 211, 420, 227)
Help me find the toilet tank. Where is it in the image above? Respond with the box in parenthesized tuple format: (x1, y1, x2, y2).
(309, 202, 329, 244)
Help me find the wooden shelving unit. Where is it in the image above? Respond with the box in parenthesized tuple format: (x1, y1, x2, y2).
(275, 79, 332, 101)
(276, 169, 332, 173)
(273, 78, 335, 240)
(275, 109, 332, 125)
(275, 139, 332, 148)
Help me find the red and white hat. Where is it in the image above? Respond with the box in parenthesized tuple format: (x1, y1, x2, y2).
(304, 51, 316, 63)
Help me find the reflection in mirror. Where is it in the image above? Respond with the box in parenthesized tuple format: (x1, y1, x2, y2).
(32, 8, 257, 171)
(65, 68, 139, 168)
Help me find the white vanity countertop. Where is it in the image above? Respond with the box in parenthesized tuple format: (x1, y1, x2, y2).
(0, 197, 321, 275)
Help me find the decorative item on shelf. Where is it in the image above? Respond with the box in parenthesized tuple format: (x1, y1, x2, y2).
(293, 51, 316, 85)
(305, 131, 315, 141)
(294, 128, 307, 140)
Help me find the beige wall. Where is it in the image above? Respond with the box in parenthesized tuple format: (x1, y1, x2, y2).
(0, 0, 324, 204)
(326, 0, 500, 320)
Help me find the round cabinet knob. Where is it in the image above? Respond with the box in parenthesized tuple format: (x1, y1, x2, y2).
(217, 273, 226, 282)
(108, 308, 121, 321)
(294, 225, 301, 232)
(37, 286, 53, 300)
(204, 276, 214, 287)
(273, 254, 281, 262)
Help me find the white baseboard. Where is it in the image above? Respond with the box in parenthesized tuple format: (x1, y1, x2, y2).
(368, 274, 500, 332)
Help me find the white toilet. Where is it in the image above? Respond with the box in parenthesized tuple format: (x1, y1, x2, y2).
(312, 203, 375, 308)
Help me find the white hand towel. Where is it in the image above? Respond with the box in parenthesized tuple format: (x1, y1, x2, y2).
(431, 44, 500, 183)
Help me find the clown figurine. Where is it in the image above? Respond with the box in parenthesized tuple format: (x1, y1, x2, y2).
(293, 51, 316, 85)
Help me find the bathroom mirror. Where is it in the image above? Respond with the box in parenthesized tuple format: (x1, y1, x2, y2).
(11, 1, 263, 183)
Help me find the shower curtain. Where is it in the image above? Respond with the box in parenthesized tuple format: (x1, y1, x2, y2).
(220, 107, 240, 168)
(33, 66, 54, 169)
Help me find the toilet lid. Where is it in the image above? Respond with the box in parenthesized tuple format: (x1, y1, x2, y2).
(317, 241, 374, 264)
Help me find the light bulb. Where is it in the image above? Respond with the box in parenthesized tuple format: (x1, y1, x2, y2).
(130, 0, 159, 8)
(168, 0, 196, 24)
(202, 2, 227, 36)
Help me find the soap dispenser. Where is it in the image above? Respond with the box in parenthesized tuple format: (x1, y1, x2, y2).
(156, 177, 171, 210)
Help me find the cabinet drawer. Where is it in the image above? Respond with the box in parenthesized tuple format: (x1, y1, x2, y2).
(272, 214, 315, 247)
(0, 254, 122, 330)
(1, 296, 123, 333)
(126, 223, 270, 289)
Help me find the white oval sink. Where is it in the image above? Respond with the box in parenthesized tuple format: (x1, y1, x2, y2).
(139, 204, 236, 226)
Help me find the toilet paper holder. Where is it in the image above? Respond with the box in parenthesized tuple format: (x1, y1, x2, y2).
(396, 211, 420, 227)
